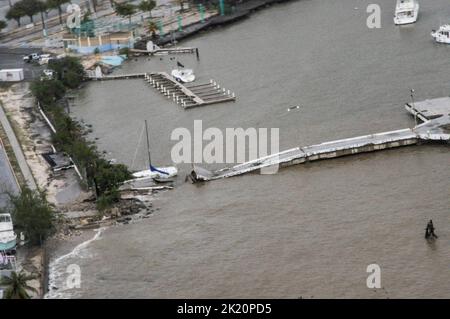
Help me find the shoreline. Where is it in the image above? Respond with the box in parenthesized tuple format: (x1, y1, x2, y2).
(136, 0, 297, 48)
(1, 0, 297, 299)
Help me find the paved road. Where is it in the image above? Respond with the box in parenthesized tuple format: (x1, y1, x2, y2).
(0, 141, 19, 209)
(0, 47, 44, 80)
(0, 97, 36, 190)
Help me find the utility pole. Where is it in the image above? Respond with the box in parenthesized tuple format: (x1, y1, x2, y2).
(410, 88, 417, 127)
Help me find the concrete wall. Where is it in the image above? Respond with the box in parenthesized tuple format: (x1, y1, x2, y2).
(0, 69, 24, 82)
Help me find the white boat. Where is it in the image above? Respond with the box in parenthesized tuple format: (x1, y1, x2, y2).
(129, 120, 177, 181)
(171, 68, 195, 83)
(431, 24, 450, 44)
(132, 166, 178, 179)
(394, 0, 419, 25)
(0, 214, 17, 253)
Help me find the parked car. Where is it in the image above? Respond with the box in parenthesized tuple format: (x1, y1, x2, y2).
(40, 69, 55, 80)
(23, 53, 41, 63)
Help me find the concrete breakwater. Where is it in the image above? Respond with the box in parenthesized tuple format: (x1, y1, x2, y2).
(135, 0, 296, 49)
(194, 97, 450, 181)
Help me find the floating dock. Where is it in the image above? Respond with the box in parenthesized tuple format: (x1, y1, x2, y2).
(130, 47, 198, 56)
(87, 73, 146, 81)
(144, 72, 236, 108)
(193, 97, 450, 181)
(86, 72, 236, 108)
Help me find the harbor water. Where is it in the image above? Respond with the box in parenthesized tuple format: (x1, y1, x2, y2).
(49, 0, 450, 298)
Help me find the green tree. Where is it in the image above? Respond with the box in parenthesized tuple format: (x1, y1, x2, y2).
(36, 0, 48, 30)
(30, 79, 66, 105)
(48, 56, 85, 89)
(138, 0, 156, 19)
(46, 0, 70, 25)
(0, 20, 7, 32)
(94, 160, 131, 196)
(6, 3, 26, 27)
(114, 1, 136, 25)
(7, 188, 55, 246)
(20, 0, 40, 23)
(0, 271, 38, 299)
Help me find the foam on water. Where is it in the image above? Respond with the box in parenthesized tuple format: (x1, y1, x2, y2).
(45, 227, 106, 299)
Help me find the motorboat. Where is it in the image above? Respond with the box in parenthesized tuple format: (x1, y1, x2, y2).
(171, 68, 195, 83)
(431, 24, 450, 44)
(394, 0, 419, 25)
(0, 214, 17, 253)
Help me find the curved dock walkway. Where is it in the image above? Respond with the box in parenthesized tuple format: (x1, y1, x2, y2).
(195, 97, 450, 181)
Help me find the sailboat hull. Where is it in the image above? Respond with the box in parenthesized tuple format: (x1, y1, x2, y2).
(132, 166, 178, 179)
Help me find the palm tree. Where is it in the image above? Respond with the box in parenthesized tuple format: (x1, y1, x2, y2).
(1, 271, 38, 299)
(6, 3, 26, 27)
(46, 0, 71, 25)
(138, 0, 155, 19)
(114, 2, 136, 26)
(147, 20, 158, 39)
(36, 0, 48, 30)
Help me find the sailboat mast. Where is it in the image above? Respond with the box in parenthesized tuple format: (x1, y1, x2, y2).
(145, 120, 152, 168)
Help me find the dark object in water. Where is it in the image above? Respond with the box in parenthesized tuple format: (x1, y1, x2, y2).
(177, 61, 185, 68)
(187, 165, 214, 183)
(425, 219, 438, 239)
(287, 105, 301, 111)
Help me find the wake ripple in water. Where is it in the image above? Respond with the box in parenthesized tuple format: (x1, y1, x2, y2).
(45, 227, 106, 299)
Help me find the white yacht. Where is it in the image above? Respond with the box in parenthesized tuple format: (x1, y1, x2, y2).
(0, 214, 17, 253)
(394, 0, 419, 25)
(431, 24, 450, 44)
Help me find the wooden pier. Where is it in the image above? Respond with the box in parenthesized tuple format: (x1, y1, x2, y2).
(144, 72, 236, 108)
(87, 73, 146, 81)
(86, 71, 236, 108)
(130, 47, 198, 56)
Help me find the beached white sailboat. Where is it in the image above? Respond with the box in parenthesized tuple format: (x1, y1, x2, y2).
(0, 214, 17, 253)
(431, 24, 450, 44)
(394, 0, 419, 25)
(130, 120, 178, 181)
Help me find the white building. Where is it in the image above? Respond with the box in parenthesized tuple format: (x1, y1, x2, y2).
(0, 69, 24, 82)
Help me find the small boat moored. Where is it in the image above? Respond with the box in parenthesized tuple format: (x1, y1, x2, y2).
(431, 24, 450, 44)
(394, 0, 419, 25)
(171, 68, 195, 83)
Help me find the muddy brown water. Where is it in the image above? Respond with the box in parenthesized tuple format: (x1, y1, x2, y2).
(48, 0, 450, 298)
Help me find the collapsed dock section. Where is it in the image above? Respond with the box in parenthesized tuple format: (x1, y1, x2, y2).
(194, 97, 450, 181)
